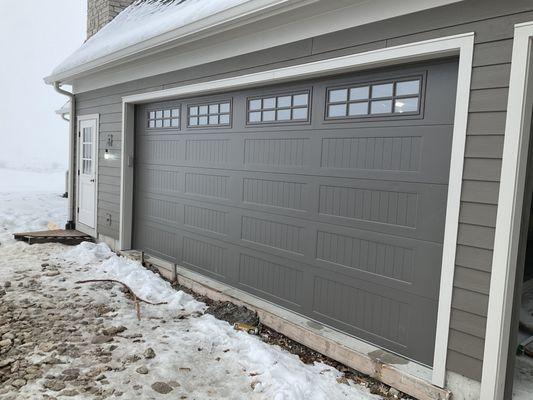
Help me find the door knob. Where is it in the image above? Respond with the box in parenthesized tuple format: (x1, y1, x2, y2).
(90, 179, 95, 182)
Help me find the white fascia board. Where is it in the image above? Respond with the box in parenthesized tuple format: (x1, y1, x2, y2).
(49, 0, 463, 91)
(44, 0, 318, 85)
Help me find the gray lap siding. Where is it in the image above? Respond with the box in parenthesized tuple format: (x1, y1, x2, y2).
(73, 0, 533, 381)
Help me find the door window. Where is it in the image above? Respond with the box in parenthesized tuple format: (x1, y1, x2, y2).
(81, 127, 93, 175)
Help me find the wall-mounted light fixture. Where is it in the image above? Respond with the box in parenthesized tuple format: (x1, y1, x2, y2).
(104, 134, 115, 160)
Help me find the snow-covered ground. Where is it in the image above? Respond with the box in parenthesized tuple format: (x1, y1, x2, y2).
(514, 353, 533, 400)
(0, 170, 382, 399)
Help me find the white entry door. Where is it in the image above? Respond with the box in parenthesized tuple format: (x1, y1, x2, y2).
(77, 117, 98, 233)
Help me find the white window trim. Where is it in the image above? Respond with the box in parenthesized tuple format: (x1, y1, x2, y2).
(76, 113, 100, 237)
(480, 21, 533, 400)
(119, 32, 475, 388)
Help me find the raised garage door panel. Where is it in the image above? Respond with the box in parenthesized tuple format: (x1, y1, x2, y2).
(133, 59, 458, 365)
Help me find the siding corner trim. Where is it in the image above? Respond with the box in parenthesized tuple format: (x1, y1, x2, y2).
(480, 20, 533, 400)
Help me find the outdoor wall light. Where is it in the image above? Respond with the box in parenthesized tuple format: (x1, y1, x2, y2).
(104, 149, 115, 160)
(104, 134, 115, 160)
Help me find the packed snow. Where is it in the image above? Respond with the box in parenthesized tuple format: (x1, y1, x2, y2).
(514, 353, 533, 400)
(51, 0, 252, 76)
(0, 170, 382, 399)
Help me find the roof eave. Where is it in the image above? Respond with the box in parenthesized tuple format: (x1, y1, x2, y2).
(44, 0, 318, 86)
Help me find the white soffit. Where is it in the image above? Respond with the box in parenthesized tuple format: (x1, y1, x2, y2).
(61, 0, 463, 93)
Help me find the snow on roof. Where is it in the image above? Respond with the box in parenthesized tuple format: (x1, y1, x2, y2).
(55, 100, 71, 115)
(51, 0, 252, 77)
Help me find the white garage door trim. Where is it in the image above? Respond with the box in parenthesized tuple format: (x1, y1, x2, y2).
(119, 32, 475, 387)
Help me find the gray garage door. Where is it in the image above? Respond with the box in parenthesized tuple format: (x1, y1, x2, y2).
(133, 59, 458, 366)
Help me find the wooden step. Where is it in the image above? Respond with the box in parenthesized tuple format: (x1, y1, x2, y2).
(13, 229, 93, 245)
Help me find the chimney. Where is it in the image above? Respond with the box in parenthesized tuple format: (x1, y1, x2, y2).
(87, 0, 136, 39)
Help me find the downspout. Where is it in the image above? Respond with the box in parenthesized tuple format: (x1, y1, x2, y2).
(53, 82, 76, 230)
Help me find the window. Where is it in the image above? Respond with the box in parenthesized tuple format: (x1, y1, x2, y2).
(188, 101, 231, 127)
(81, 127, 93, 174)
(247, 91, 310, 124)
(326, 77, 422, 119)
(147, 107, 180, 128)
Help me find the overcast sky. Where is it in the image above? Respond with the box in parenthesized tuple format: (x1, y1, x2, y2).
(0, 0, 86, 171)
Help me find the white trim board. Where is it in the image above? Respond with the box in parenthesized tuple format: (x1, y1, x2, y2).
(63, 0, 463, 93)
(76, 113, 100, 237)
(119, 32, 475, 388)
(480, 21, 533, 400)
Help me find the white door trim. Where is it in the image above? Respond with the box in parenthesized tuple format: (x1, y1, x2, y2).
(76, 113, 100, 237)
(119, 32, 475, 387)
(480, 21, 533, 400)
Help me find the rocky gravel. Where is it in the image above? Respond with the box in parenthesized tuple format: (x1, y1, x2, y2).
(0, 244, 216, 400)
(0, 256, 134, 399)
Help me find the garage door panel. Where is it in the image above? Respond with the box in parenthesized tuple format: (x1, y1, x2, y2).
(137, 126, 452, 184)
(243, 136, 310, 168)
(135, 220, 179, 263)
(237, 251, 306, 309)
(184, 137, 233, 165)
(136, 194, 233, 242)
(318, 125, 453, 184)
(136, 136, 183, 166)
(312, 226, 442, 299)
(242, 175, 310, 212)
(315, 177, 448, 242)
(310, 268, 438, 365)
(136, 190, 442, 299)
(241, 215, 306, 255)
(311, 275, 411, 349)
(183, 203, 230, 236)
(135, 193, 183, 228)
(184, 171, 232, 201)
(133, 59, 459, 365)
(137, 166, 447, 241)
(134, 215, 440, 362)
(143, 126, 452, 185)
(181, 235, 229, 280)
(321, 134, 422, 172)
(235, 217, 435, 297)
(136, 164, 182, 196)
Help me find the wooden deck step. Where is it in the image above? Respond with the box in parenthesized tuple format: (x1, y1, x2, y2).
(13, 229, 93, 245)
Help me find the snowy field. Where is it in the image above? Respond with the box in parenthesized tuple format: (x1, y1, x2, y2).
(0, 169, 382, 399)
(0, 167, 66, 193)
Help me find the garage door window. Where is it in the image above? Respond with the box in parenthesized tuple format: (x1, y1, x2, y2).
(147, 108, 180, 128)
(247, 91, 310, 124)
(326, 77, 421, 119)
(188, 101, 231, 127)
